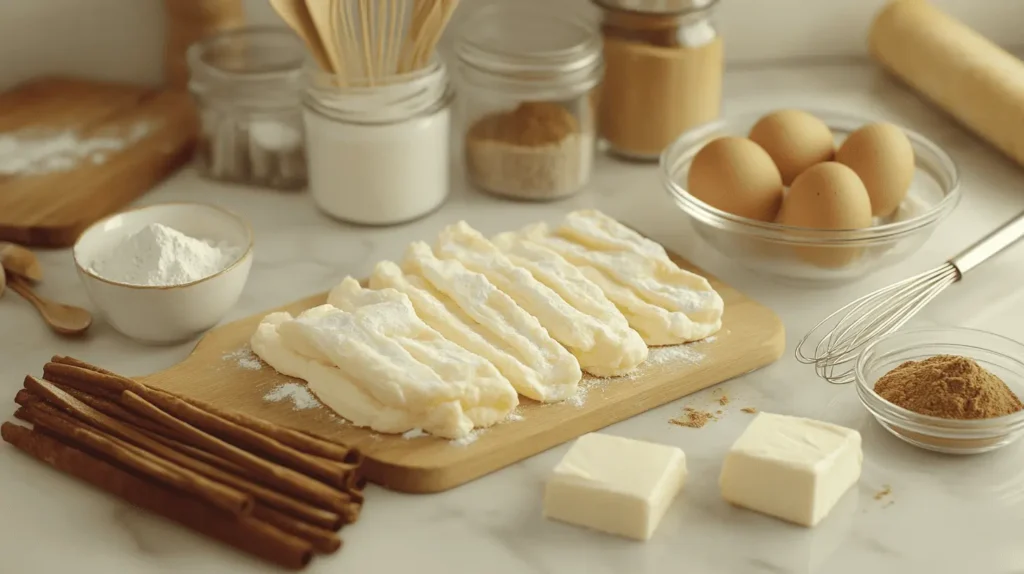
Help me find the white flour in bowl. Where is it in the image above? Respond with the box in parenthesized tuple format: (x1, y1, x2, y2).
(89, 222, 240, 286)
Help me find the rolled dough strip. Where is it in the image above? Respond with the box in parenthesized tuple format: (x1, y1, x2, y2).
(402, 241, 582, 402)
(868, 0, 1024, 166)
(368, 260, 546, 402)
(436, 222, 646, 377)
(326, 277, 518, 428)
(521, 223, 723, 332)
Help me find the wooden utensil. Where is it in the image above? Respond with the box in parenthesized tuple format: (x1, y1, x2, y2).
(7, 274, 92, 336)
(0, 265, 6, 298)
(0, 242, 43, 282)
(141, 245, 785, 494)
(303, 0, 342, 74)
(269, 0, 335, 72)
(0, 77, 198, 247)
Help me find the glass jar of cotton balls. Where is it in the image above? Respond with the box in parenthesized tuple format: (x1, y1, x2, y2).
(187, 26, 307, 190)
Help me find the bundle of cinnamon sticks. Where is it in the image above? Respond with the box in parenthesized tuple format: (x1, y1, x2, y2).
(2, 355, 365, 570)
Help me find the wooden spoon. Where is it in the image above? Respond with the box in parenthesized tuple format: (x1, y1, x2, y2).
(304, 0, 343, 75)
(269, 0, 335, 73)
(7, 274, 92, 336)
(0, 242, 43, 282)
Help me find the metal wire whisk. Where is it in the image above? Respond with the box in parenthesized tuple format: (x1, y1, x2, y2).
(796, 209, 1024, 384)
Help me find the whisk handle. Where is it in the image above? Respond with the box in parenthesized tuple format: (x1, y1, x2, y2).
(950, 209, 1024, 275)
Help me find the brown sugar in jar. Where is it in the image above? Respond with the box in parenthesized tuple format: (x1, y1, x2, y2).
(594, 0, 724, 161)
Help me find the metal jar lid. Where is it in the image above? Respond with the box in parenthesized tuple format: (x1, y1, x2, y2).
(592, 0, 718, 16)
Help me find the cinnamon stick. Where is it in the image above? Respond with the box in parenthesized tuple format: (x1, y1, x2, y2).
(1, 423, 314, 570)
(52, 383, 169, 435)
(126, 385, 354, 489)
(23, 377, 349, 530)
(120, 389, 353, 513)
(15, 403, 253, 517)
(252, 505, 342, 554)
(50, 356, 361, 464)
(43, 362, 126, 396)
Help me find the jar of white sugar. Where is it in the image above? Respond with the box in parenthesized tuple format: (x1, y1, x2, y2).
(456, 4, 603, 201)
(188, 26, 307, 190)
(302, 57, 453, 225)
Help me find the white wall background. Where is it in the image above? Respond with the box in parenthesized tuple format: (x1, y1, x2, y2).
(0, 0, 1022, 90)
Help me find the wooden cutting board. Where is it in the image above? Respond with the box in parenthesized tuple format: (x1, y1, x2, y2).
(141, 250, 785, 494)
(0, 77, 198, 247)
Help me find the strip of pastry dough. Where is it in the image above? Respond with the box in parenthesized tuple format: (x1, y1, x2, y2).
(521, 223, 723, 344)
(402, 241, 582, 402)
(435, 222, 645, 377)
(368, 260, 546, 400)
(251, 312, 428, 435)
(326, 278, 519, 427)
(556, 209, 671, 263)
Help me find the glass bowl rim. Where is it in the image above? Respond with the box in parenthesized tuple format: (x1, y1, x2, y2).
(660, 107, 962, 245)
(854, 326, 1024, 435)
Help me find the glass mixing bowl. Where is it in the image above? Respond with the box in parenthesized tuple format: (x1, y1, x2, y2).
(855, 327, 1024, 455)
(660, 109, 961, 284)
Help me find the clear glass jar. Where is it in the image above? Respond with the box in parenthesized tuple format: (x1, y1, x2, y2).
(303, 59, 453, 226)
(188, 26, 307, 190)
(594, 0, 723, 161)
(455, 4, 603, 201)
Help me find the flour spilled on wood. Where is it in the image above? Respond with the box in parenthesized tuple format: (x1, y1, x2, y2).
(557, 342, 711, 409)
(450, 430, 482, 447)
(0, 122, 154, 176)
(222, 347, 263, 371)
(263, 382, 320, 410)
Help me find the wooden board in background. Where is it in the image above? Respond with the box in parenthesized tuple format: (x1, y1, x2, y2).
(0, 77, 198, 247)
(140, 248, 786, 494)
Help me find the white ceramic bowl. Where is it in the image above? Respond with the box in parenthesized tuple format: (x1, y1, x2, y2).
(73, 202, 254, 344)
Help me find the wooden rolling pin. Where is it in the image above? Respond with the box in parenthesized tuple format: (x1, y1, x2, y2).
(868, 0, 1024, 166)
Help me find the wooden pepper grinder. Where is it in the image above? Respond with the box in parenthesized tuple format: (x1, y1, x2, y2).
(163, 0, 245, 90)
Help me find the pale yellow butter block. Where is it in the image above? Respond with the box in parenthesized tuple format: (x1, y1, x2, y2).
(543, 433, 687, 541)
(719, 412, 862, 527)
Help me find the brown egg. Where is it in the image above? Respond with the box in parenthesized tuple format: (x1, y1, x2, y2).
(687, 137, 784, 221)
(777, 162, 873, 268)
(835, 122, 915, 218)
(748, 110, 835, 185)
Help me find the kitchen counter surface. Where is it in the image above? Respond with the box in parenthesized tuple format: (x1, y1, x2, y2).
(2, 60, 1023, 574)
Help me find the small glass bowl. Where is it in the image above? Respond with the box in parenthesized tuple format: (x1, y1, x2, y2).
(855, 327, 1024, 455)
(661, 109, 961, 285)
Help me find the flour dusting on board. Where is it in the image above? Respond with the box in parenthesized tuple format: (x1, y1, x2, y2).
(222, 347, 263, 371)
(263, 382, 320, 410)
(450, 430, 482, 447)
(561, 341, 711, 408)
(0, 122, 154, 176)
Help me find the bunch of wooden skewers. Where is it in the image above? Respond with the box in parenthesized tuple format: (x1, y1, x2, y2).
(271, 0, 461, 85)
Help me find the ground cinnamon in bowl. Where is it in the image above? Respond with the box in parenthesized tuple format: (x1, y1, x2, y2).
(874, 355, 1024, 420)
(465, 101, 593, 200)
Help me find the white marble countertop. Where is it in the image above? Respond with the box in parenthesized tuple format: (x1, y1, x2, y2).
(2, 61, 1024, 574)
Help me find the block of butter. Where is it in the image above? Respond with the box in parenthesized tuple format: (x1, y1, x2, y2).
(719, 412, 862, 527)
(543, 432, 687, 541)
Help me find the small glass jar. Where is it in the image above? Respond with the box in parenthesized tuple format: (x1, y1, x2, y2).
(303, 59, 453, 226)
(188, 26, 307, 190)
(455, 4, 603, 201)
(594, 0, 724, 161)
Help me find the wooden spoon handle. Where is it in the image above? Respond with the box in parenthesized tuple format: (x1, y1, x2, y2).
(8, 273, 45, 309)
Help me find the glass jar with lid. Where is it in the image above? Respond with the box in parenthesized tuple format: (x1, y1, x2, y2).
(188, 26, 307, 190)
(455, 4, 604, 201)
(593, 0, 724, 161)
(302, 58, 453, 226)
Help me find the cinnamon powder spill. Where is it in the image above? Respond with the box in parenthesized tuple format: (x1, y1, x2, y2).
(874, 485, 892, 501)
(874, 355, 1024, 419)
(741, 407, 758, 414)
(718, 394, 730, 406)
(670, 407, 716, 429)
